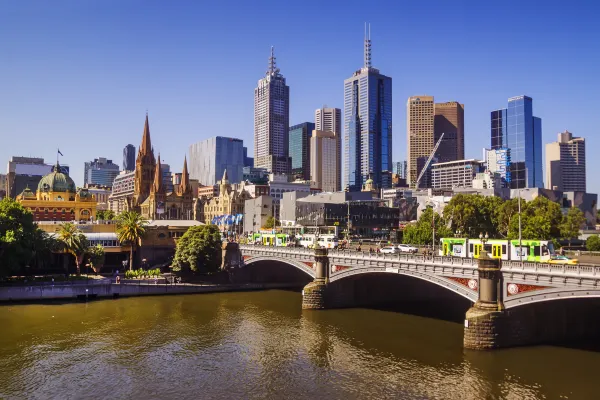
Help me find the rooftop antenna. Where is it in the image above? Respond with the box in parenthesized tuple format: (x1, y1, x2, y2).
(267, 46, 280, 76)
(364, 22, 372, 68)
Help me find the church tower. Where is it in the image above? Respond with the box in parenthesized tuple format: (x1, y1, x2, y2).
(133, 113, 156, 207)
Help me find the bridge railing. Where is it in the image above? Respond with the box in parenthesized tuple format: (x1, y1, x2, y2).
(502, 260, 600, 278)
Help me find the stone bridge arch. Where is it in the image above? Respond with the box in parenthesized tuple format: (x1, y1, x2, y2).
(243, 256, 316, 279)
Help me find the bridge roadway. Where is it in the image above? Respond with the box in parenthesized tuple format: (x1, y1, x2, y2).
(238, 244, 600, 309)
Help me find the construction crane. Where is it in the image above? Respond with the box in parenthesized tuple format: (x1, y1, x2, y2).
(415, 132, 444, 189)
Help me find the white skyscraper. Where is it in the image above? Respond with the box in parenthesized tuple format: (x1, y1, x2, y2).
(254, 47, 291, 174)
(314, 107, 342, 191)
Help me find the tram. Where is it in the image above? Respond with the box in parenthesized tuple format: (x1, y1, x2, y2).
(438, 238, 555, 262)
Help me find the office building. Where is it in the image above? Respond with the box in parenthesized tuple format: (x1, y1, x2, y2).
(315, 107, 341, 190)
(242, 166, 269, 183)
(545, 130, 586, 192)
(310, 130, 340, 192)
(123, 144, 136, 171)
(0, 173, 6, 199)
(244, 195, 274, 233)
(407, 96, 435, 187)
(86, 184, 112, 210)
(434, 101, 464, 163)
(254, 47, 291, 174)
(189, 136, 244, 186)
(160, 163, 174, 193)
(472, 172, 503, 190)
(6, 157, 69, 199)
(484, 148, 511, 187)
(430, 159, 485, 189)
(243, 147, 254, 168)
(289, 122, 315, 180)
(491, 95, 543, 188)
(344, 26, 392, 191)
(84, 157, 120, 187)
(107, 170, 135, 214)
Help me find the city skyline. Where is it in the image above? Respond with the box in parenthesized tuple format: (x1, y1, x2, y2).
(1, 2, 598, 193)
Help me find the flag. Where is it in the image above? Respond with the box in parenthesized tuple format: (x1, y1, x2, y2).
(58, 149, 64, 156)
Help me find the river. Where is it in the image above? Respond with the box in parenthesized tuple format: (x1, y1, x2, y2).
(1, 290, 599, 399)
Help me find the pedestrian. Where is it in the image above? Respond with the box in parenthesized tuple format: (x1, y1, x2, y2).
(357, 245, 362, 252)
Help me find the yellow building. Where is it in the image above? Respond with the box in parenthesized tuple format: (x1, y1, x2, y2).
(17, 162, 97, 222)
(199, 169, 249, 225)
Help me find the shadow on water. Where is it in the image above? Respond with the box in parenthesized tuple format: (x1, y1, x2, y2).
(364, 298, 472, 324)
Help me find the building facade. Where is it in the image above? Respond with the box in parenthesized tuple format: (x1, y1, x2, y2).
(545, 130, 586, 192)
(189, 136, 245, 186)
(344, 29, 392, 191)
(484, 148, 511, 187)
(17, 162, 97, 222)
(434, 101, 464, 163)
(316, 106, 341, 188)
(310, 130, 340, 192)
(198, 170, 250, 226)
(85, 184, 112, 210)
(289, 122, 315, 181)
(107, 170, 135, 214)
(122, 144, 136, 172)
(491, 95, 543, 189)
(6, 157, 69, 199)
(430, 159, 485, 189)
(84, 157, 120, 187)
(0, 173, 6, 199)
(244, 195, 273, 233)
(254, 47, 291, 175)
(407, 96, 435, 187)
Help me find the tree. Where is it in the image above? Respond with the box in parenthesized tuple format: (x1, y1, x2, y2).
(263, 216, 279, 229)
(87, 244, 105, 273)
(173, 225, 222, 273)
(494, 198, 520, 238)
(507, 197, 562, 240)
(116, 211, 147, 271)
(57, 222, 89, 275)
(0, 198, 44, 277)
(586, 235, 600, 251)
(443, 194, 502, 238)
(96, 209, 115, 221)
(403, 207, 451, 246)
(560, 207, 586, 246)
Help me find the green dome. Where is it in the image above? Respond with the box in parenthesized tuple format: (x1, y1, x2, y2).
(365, 178, 374, 184)
(38, 163, 76, 193)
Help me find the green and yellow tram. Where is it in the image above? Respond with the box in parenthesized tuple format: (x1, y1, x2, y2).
(439, 238, 555, 262)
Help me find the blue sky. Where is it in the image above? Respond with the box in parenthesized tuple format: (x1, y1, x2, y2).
(1, 0, 598, 193)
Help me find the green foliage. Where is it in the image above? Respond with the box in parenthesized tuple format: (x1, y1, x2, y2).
(443, 194, 503, 238)
(173, 225, 222, 272)
(263, 216, 279, 229)
(403, 208, 451, 245)
(560, 207, 586, 244)
(87, 244, 105, 273)
(586, 235, 600, 251)
(57, 222, 89, 275)
(124, 268, 161, 279)
(0, 198, 53, 277)
(116, 211, 148, 270)
(507, 196, 562, 240)
(96, 209, 115, 221)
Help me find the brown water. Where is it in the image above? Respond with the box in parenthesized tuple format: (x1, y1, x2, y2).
(0, 290, 599, 399)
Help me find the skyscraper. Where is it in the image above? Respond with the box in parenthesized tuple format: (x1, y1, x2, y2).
(311, 130, 340, 192)
(491, 95, 543, 188)
(434, 101, 464, 163)
(83, 158, 120, 187)
(344, 25, 392, 191)
(123, 144, 136, 171)
(289, 122, 315, 180)
(189, 137, 244, 186)
(316, 107, 342, 190)
(545, 130, 586, 192)
(407, 96, 434, 186)
(254, 47, 291, 174)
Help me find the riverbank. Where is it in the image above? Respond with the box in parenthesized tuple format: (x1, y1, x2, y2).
(0, 281, 301, 303)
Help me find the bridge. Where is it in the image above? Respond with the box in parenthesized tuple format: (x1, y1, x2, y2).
(223, 244, 600, 350)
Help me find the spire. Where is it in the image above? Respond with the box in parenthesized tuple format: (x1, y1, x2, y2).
(180, 155, 190, 193)
(152, 154, 164, 193)
(222, 168, 229, 183)
(140, 113, 152, 155)
(364, 22, 372, 68)
(267, 46, 280, 76)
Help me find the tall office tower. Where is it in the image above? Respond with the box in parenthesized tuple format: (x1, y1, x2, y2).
(311, 130, 340, 192)
(434, 101, 464, 163)
(484, 148, 511, 187)
(394, 161, 403, 177)
(83, 157, 120, 187)
(491, 95, 542, 188)
(407, 96, 434, 187)
(545, 130, 586, 192)
(289, 122, 315, 180)
(123, 144, 136, 171)
(254, 47, 291, 174)
(189, 137, 245, 186)
(242, 147, 254, 167)
(344, 25, 392, 191)
(315, 107, 341, 189)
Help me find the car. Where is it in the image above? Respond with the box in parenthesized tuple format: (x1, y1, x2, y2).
(548, 255, 579, 265)
(397, 244, 418, 254)
(380, 246, 397, 254)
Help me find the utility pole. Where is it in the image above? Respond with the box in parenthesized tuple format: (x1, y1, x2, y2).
(518, 188, 522, 262)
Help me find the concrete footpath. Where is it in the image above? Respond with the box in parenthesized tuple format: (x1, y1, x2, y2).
(0, 281, 300, 302)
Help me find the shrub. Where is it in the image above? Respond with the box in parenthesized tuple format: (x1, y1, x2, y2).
(586, 235, 600, 252)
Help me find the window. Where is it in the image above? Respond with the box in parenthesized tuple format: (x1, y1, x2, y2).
(533, 246, 541, 257)
(502, 245, 507, 254)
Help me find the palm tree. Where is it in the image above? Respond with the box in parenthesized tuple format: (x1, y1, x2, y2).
(116, 211, 148, 271)
(57, 222, 88, 275)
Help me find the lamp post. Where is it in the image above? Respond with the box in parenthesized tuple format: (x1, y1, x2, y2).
(518, 188, 522, 262)
(479, 232, 489, 257)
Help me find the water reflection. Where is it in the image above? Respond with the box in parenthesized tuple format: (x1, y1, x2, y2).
(0, 291, 598, 399)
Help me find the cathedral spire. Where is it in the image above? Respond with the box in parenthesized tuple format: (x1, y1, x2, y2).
(152, 154, 164, 193)
(180, 155, 190, 193)
(140, 113, 152, 156)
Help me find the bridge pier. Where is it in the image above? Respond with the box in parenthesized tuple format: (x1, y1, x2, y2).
(302, 248, 330, 309)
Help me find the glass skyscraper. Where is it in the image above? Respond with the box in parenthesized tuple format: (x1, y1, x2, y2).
(491, 95, 542, 188)
(189, 137, 245, 186)
(344, 27, 392, 191)
(289, 122, 315, 180)
(122, 144, 136, 172)
(84, 158, 120, 187)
